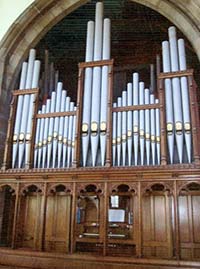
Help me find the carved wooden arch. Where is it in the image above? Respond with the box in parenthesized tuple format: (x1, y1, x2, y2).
(0, 183, 16, 195)
(76, 183, 104, 196)
(142, 181, 174, 196)
(47, 183, 73, 196)
(20, 183, 44, 196)
(108, 182, 137, 196)
(177, 180, 200, 195)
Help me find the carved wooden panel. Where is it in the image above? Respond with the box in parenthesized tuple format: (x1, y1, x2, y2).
(47, 183, 73, 196)
(45, 195, 71, 253)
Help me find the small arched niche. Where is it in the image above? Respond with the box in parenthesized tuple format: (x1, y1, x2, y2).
(0, 184, 16, 247)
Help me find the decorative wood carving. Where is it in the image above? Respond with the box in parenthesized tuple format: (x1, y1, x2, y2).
(20, 183, 44, 195)
(47, 183, 73, 195)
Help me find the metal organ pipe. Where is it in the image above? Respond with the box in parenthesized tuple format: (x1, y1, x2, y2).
(178, 38, 191, 163)
(34, 110, 41, 168)
(117, 97, 122, 166)
(71, 107, 77, 166)
(150, 94, 156, 165)
(42, 99, 51, 168)
(67, 102, 75, 167)
(52, 82, 63, 168)
(162, 41, 174, 164)
(57, 90, 67, 168)
(155, 99, 161, 165)
(12, 62, 28, 168)
(25, 60, 41, 167)
(122, 91, 127, 166)
(139, 82, 145, 165)
(38, 104, 46, 168)
(112, 103, 117, 166)
(133, 73, 139, 165)
(127, 83, 133, 166)
(168, 26, 183, 163)
(62, 97, 70, 167)
(100, 18, 111, 166)
(47, 91, 56, 168)
(90, 2, 103, 167)
(145, 89, 150, 165)
(82, 21, 94, 167)
(18, 49, 36, 168)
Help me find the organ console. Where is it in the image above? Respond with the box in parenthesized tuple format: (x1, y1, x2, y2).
(0, 2, 200, 269)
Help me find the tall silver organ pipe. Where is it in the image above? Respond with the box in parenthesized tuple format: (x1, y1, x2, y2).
(178, 38, 191, 163)
(168, 26, 183, 163)
(12, 62, 28, 168)
(112, 102, 117, 166)
(38, 104, 46, 168)
(100, 18, 111, 166)
(145, 88, 150, 165)
(139, 82, 145, 165)
(91, 2, 103, 167)
(127, 83, 133, 166)
(155, 99, 161, 165)
(67, 102, 75, 167)
(122, 91, 127, 166)
(52, 82, 63, 168)
(25, 60, 41, 167)
(57, 90, 67, 168)
(71, 107, 77, 166)
(117, 97, 122, 166)
(82, 21, 94, 167)
(34, 109, 41, 168)
(42, 99, 51, 168)
(18, 49, 36, 168)
(133, 73, 139, 165)
(162, 41, 174, 164)
(150, 94, 156, 165)
(62, 97, 70, 168)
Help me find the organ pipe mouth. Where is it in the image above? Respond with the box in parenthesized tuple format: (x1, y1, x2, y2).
(13, 134, 18, 143)
(19, 133, 25, 142)
(68, 140, 72, 146)
(47, 136, 52, 143)
(140, 130, 145, 138)
(112, 139, 116, 145)
(151, 135, 156, 142)
(82, 123, 88, 135)
(167, 123, 173, 134)
(117, 137, 121, 144)
(184, 122, 191, 133)
(91, 122, 98, 136)
(58, 135, 63, 142)
(133, 126, 138, 134)
(175, 122, 183, 134)
(43, 140, 47, 145)
(72, 142, 75, 147)
(145, 133, 150, 140)
(122, 134, 126, 142)
(156, 136, 161, 143)
(127, 130, 132, 138)
(53, 132, 58, 139)
(100, 122, 107, 133)
(63, 138, 68, 145)
(25, 133, 31, 141)
(38, 142, 42, 148)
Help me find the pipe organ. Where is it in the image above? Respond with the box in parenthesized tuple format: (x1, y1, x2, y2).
(4, 2, 198, 170)
(0, 3, 200, 268)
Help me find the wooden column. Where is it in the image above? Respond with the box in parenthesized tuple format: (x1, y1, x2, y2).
(73, 67, 84, 168)
(105, 61, 114, 167)
(188, 76, 200, 164)
(2, 95, 17, 170)
(40, 182, 47, 251)
(158, 78, 167, 165)
(137, 181, 142, 258)
(70, 182, 76, 253)
(174, 180, 180, 260)
(103, 182, 108, 256)
(11, 183, 20, 249)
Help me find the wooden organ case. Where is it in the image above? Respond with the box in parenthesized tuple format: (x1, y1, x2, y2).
(0, 3, 200, 269)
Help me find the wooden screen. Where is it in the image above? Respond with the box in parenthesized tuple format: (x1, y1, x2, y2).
(142, 191, 173, 258)
(45, 194, 71, 253)
(178, 192, 200, 260)
(17, 192, 43, 249)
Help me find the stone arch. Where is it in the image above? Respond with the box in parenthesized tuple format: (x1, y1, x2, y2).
(0, 0, 200, 159)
